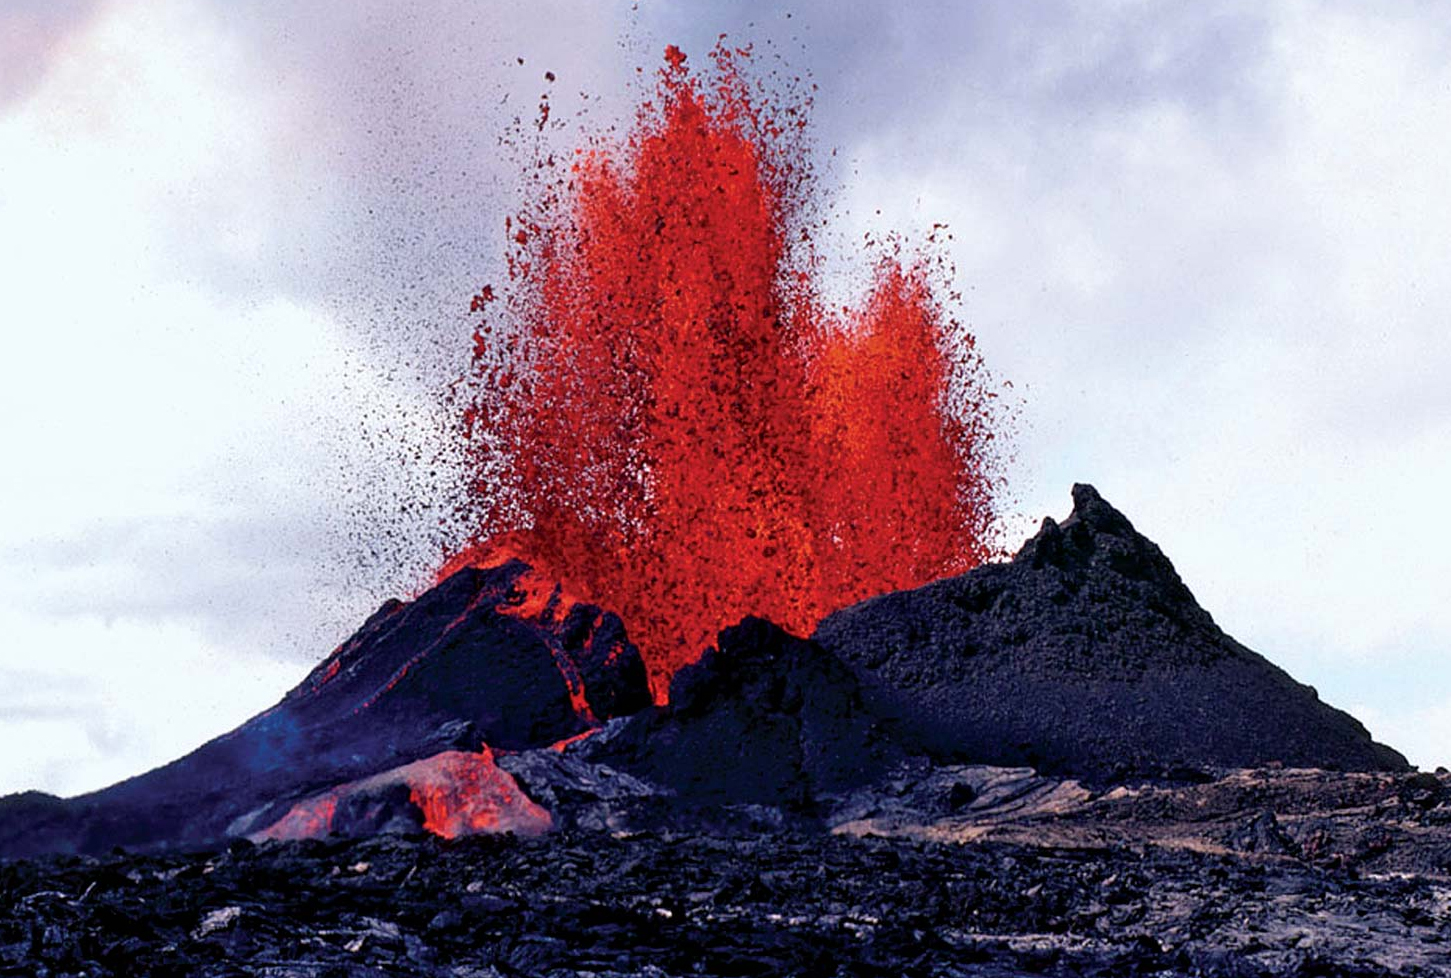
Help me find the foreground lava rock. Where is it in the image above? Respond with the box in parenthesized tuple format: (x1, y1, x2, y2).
(814, 484, 1409, 778)
(0, 560, 649, 857)
(2, 772, 1449, 978)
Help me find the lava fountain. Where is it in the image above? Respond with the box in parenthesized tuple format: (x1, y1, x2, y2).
(443, 43, 1006, 697)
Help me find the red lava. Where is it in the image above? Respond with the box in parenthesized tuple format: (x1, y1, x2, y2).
(446, 41, 1004, 698)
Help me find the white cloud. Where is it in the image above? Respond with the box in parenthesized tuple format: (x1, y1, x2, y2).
(0, 0, 642, 797)
(0, 0, 426, 795)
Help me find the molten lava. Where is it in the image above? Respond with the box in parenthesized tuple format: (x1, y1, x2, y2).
(447, 42, 1004, 697)
(253, 749, 552, 842)
(406, 750, 551, 839)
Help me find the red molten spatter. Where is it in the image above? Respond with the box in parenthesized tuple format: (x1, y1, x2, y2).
(547, 728, 600, 753)
(449, 42, 1005, 698)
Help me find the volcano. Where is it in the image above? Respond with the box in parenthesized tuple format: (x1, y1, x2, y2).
(0, 484, 1409, 862)
(5, 489, 1446, 976)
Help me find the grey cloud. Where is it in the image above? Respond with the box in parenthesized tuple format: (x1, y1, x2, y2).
(0, 669, 146, 764)
(1, 500, 383, 666)
(637, 2, 1278, 150)
(149, 2, 641, 363)
(0, 667, 98, 718)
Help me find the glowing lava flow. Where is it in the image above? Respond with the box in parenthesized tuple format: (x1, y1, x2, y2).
(253, 749, 551, 842)
(446, 42, 1004, 697)
(405, 750, 551, 838)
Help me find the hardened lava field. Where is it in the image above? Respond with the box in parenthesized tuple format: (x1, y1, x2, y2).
(5, 808, 1451, 978)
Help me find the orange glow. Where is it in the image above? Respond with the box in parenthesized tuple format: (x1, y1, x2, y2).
(254, 795, 338, 842)
(547, 729, 599, 753)
(252, 748, 551, 842)
(404, 749, 552, 839)
(449, 42, 1004, 698)
(309, 657, 342, 694)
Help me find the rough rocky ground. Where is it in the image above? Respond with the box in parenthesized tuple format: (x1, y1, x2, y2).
(828, 766, 1451, 876)
(4, 766, 1450, 977)
(2, 822, 1448, 977)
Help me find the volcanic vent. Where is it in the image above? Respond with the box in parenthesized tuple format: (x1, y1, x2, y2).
(443, 42, 1007, 695)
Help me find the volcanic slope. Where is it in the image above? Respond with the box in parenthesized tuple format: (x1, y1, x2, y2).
(813, 484, 1409, 779)
(0, 560, 650, 857)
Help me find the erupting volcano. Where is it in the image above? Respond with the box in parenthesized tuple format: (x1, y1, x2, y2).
(7, 20, 1448, 977)
(442, 43, 1004, 695)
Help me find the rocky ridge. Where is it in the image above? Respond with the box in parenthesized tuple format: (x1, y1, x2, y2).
(814, 483, 1407, 778)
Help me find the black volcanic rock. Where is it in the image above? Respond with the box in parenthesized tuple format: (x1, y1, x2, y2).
(587, 617, 906, 811)
(0, 560, 649, 857)
(5, 795, 1451, 978)
(813, 484, 1409, 778)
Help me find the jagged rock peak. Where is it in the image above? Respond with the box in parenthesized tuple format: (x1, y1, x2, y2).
(1018, 483, 1139, 554)
(1012, 484, 1198, 609)
(1065, 482, 1134, 533)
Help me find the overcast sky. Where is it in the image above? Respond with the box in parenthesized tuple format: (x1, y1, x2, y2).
(2, 1, 1448, 797)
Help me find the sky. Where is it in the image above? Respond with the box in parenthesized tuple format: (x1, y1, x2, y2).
(1, 0, 1448, 796)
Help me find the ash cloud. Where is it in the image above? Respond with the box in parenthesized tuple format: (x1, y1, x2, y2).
(0, 0, 103, 107)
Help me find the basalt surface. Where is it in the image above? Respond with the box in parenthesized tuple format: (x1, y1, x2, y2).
(582, 616, 906, 813)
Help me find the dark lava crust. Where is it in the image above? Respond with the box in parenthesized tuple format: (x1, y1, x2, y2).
(586, 616, 906, 811)
(814, 484, 1408, 778)
(4, 828, 1449, 978)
